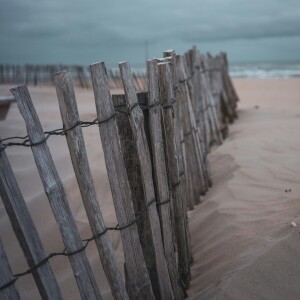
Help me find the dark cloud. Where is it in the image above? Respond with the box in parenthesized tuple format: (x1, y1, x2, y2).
(0, 0, 300, 64)
(181, 16, 300, 42)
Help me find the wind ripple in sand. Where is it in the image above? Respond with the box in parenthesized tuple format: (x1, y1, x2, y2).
(187, 79, 300, 300)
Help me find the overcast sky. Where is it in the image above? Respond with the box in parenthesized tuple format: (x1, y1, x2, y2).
(1, 0, 300, 66)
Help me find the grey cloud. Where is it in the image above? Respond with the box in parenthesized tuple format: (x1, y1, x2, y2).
(181, 15, 300, 42)
(0, 0, 300, 64)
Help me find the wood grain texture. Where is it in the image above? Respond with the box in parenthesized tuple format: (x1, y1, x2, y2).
(186, 52, 214, 188)
(219, 53, 236, 123)
(111, 93, 143, 216)
(112, 91, 163, 298)
(147, 59, 184, 299)
(90, 62, 154, 300)
(119, 61, 173, 299)
(0, 240, 20, 300)
(158, 62, 191, 288)
(206, 55, 226, 136)
(176, 56, 207, 201)
(162, 51, 192, 266)
(199, 54, 223, 146)
(11, 85, 102, 300)
(0, 142, 63, 300)
(187, 49, 212, 190)
(113, 92, 160, 296)
(161, 51, 188, 221)
(54, 70, 129, 300)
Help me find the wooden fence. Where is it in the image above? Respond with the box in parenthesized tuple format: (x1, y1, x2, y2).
(0, 46, 238, 299)
(0, 64, 147, 91)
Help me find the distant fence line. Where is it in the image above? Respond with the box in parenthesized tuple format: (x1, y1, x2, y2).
(0, 64, 147, 90)
(0, 47, 238, 299)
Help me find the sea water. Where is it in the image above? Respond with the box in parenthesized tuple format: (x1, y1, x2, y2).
(229, 61, 300, 79)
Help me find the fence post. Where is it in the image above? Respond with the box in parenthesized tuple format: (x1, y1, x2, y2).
(54, 70, 129, 300)
(177, 56, 209, 203)
(119, 61, 174, 299)
(220, 52, 239, 106)
(0, 142, 63, 299)
(147, 59, 184, 299)
(90, 62, 154, 300)
(162, 50, 193, 265)
(197, 54, 223, 146)
(158, 62, 191, 287)
(11, 85, 103, 300)
(219, 53, 236, 123)
(182, 53, 213, 190)
(164, 54, 195, 211)
(206, 55, 226, 138)
(161, 51, 189, 212)
(0, 240, 20, 300)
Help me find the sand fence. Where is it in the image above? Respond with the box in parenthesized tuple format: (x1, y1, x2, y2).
(0, 46, 238, 299)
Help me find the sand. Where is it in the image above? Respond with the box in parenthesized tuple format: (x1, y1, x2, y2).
(0, 79, 300, 299)
(187, 79, 300, 299)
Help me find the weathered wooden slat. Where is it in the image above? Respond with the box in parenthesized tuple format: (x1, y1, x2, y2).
(0, 240, 20, 300)
(10, 85, 102, 300)
(111, 93, 143, 216)
(161, 51, 189, 215)
(112, 92, 159, 297)
(187, 52, 213, 185)
(162, 51, 193, 265)
(113, 91, 185, 297)
(147, 59, 184, 299)
(188, 47, 200, 116)
(176, 56, 208, 202)
(189, 48, 222, 147)
(184, 50, 195, 109)
(180, 50, 211, 156)
(0, 141, 63, 300)
(54, 70, 129, 300)
(199, 54, 223, 146)
(194, 53, 211, 150)
(90, 62, 154, 300)
(158, 62, 191, 287)
(219, 53, 236, 123)
(220, 52, 239, 105)
(119, 61, 173, 299)
(165, 53, 195, 211)
(191, 54, 214, 188)
(187, 49, 212, 192)
(205, 55, 226, 137)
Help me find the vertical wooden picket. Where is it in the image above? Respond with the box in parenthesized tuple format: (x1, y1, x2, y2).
(0, 141, 63, 300)
(54, 70, 129, 300)
(147, 59, 184, 299)
(11, 85, 103, 300)
(119, 61, 174, 299)
(158, 62, 191, 287)
(90, 62, 155, 300)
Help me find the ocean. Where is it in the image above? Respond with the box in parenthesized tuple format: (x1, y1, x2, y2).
(229, 61, 300, 79)
(129, 60, 300, 79)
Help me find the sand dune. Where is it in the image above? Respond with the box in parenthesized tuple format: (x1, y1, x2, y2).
(0, 79, 300, 299)
(187, 79, 300, 299)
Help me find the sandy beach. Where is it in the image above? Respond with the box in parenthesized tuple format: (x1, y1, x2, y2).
(0, 78, 300, 299)
(188, 78, 300, 299)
